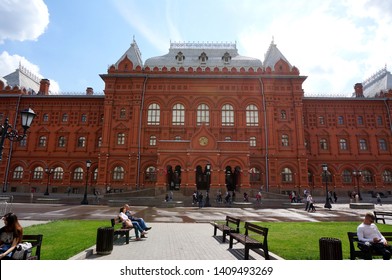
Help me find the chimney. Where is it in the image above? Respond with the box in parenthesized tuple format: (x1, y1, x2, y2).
(354, 83, 364, 98)
(86, 87, 94, 95)
(39, 79, 50, 95)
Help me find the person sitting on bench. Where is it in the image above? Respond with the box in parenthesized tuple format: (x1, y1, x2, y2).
(357, 212, 392, 260)
(123, 204, 152, 232)
(119, 207, 147, 241)
(0, 213, 23, 259)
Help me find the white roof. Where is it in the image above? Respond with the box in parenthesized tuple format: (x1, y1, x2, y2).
(263, 41, 293, 69)
(362, 67, 392, 97)
(144, 41, 263, 69)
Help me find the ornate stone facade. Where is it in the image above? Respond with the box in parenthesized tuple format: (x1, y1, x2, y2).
(0, 40, 391, 197)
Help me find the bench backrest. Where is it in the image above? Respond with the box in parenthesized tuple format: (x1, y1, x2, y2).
(225, 216, 241, 231)
(21, 234, 43, 260)
(111, 217, 123, 227)
(244, 222, 268, 237)
(374, 211, 392, 217)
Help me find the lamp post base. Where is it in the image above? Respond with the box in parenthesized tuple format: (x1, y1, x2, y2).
(324, 202, 332, 209)
(81, 195, 89, 205)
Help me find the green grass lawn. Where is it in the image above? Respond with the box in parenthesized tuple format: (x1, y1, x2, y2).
(24, 220, 392, 260)
(24, 220, 107, 260)
(241, 222, 392, 259)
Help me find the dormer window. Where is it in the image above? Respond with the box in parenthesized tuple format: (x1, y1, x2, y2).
(199, 52, 208, 64)
(222, 52, 231, 64)
(175, 52, 185, 63)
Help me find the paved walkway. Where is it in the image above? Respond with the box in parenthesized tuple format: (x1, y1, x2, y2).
(72, 222, 278, 260)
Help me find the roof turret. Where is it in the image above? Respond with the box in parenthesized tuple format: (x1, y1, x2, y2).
(263, 39, 293, 70)
(114, 37, 143, 69)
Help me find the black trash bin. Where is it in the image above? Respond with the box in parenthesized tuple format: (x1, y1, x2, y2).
(319, 237, 343, 260)
(96, 227, 114, 255)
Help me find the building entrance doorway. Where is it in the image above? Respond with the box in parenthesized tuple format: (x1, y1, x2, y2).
(195, 163, 211, 191)
(167, 165, 181, 190)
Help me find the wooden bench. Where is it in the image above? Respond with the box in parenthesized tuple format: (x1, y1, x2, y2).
(10, 234, 43, 260)
(374, 211, 392, 224)
(229, 222, 269, 260)
(210, 216, 240, 243)
(348, 231, 392, 260)
(111, 218, 132, 244)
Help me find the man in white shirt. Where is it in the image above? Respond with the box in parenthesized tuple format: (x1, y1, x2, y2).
(357, 212, 392, 260)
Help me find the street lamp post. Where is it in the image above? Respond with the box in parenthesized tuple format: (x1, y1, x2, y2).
(322, 163, 332, 209)
(81, 160, 92, 205)
(205, 163, 211, 207)
(44, 167, 54, 195)
(0, 108, 36, 161)
(353, 170, 362, 201)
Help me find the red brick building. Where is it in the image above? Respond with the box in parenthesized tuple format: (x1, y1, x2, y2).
(1, 40, 391, 197)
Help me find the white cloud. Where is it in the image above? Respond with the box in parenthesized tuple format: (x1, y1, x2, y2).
(0, 0, 49, 43)
(112, 0, 392, 94)
(0, 51, 60, 93)
(237, 0, 392, 95)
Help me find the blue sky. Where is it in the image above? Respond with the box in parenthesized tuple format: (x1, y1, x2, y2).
(1, 0, 392, 95)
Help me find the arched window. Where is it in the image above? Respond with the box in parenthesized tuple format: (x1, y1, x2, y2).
(97, 136, 102, 147)
(342, 169, 352, 183)
(320, 138, 328, 150)
(221, 104, 234, 126)
(147, 103, 160, 125)
(383, 170, 392, 183)
(93, 168, 98, 181)
(113, 166, 125, 180)
(281, 134, 289, 146)
(58, 136, 66, 148)
(246, 104, 259, 126)
(338, 116, 344, 125)
(339, 139, 347, 150)
(81, 114, 87, 123)
(249, 167, 261, 182)
(282, 167, 293, 182)
(38, 136, 47, 147)
(120, 108, 126, 119)
(33, 166, 44, 179)
(379, 139, 387, 151)
(145, 166, 157, 182)
(172, 103, 185, 125)
(197, 104, 210, 125)
(13, 166, 24, 179)
(73, 167, 84, 180)
(43, 113, 49, 122)
(53, 167, 64, 180)
(308, 171, 314, 185)
(62, 113, 68, 122)
(77, 136, 86, 147)
(281, 110, 287, 120)
(362, 169, 373, 183)
(359, 139, 368, 150)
